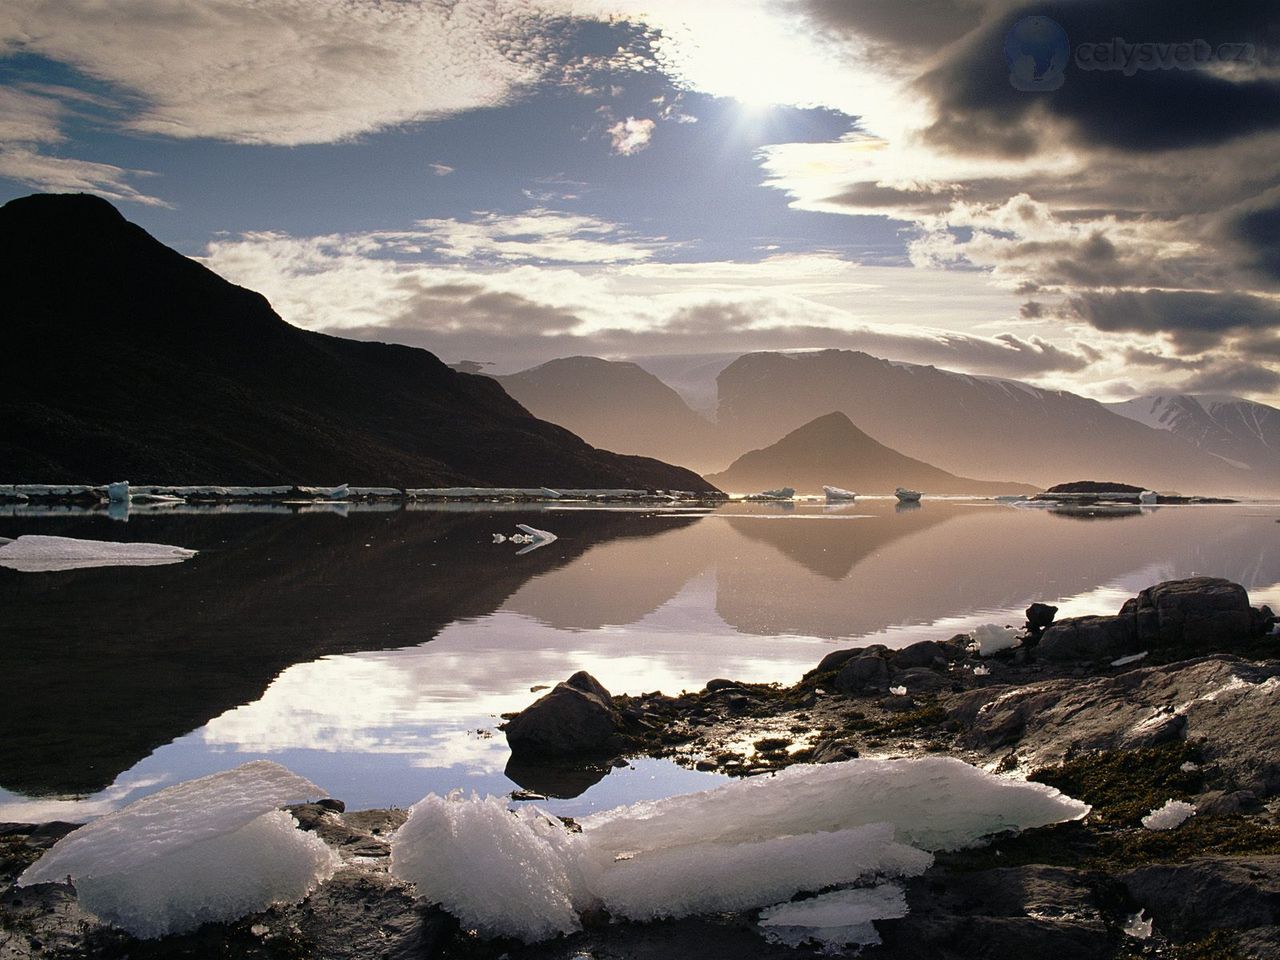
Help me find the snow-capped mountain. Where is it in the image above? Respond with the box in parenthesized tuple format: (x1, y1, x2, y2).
(1109, 395, 1280, 478)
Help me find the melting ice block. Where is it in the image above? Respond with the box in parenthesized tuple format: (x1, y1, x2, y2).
(970, 623, 1020, 657)
(758, 883, 909, 950)
(0, 535, 196, 572)
(390, 756, 1088, 941)
(20, 761, 337, 938)
(1141, 799, 1196, 831)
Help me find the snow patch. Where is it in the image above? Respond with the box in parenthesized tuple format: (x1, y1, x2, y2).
(0, 535, 197, 572)
(19, 761, 336, 938)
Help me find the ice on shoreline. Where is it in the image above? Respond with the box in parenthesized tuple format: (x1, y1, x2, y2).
(19, 761, 337, 938)
(391, 756, 1088, 941)
(0, 535, 197, 572)
(758, 883, 909, 950)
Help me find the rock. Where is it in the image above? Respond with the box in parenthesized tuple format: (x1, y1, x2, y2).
(960, 657, 1280, 792)
(1025, 603, 1059, 645)
(1123, 856, 1280, 940)
(504, 671, 625, 757)
(1196, 789, 1262, 818)
(811, 647, 864, 674)
(878, 865, 1111, 959)
(834, 653, 890, 694)
(704, 678, 741, 692)
(810, 738, 860, 763)
(892, 666, 954, 693)
(882, 694, 917, 711)
(316, 797, 346, 813)
(1037, 615, 1135, 662)
(893, 640, 947, 669)
(1123, 577, 1265, 648)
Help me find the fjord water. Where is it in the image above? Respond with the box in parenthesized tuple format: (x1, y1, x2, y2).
(2, 499, 1278, 821)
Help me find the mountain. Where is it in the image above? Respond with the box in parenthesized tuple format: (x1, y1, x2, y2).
(496, 356, 718, 468)
(1109, 395, 1280, 480)
(712, 351, 1261, 495)
(0, 194, 715, 491)
(703, 411, 1039, 496)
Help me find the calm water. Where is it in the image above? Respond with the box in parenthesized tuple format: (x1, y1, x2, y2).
(3, 498, 1278, 821)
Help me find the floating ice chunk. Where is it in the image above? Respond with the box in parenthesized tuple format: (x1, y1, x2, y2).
(107, 481, 130, 502)
(1124, 909, 1153, 939)
(970, 623, 1020, 657)
(0, 535, 197, 572)
(1112, 651, 1149, 667)
(391, 757, 1087, 941)
(1139, 490, 1158, 505)
(1141, 799, 1196, 831)
(492, 533, 507, 543)
(973, 665, 991, 676)
(889, 685, 908, 696)
(514, 523, 558, 555)
(758, 883, 908, 951)
(390, 793, 590, 942)
(19, 761, 336, 938)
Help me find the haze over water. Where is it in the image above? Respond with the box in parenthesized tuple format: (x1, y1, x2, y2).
(3, 499, 1278, 820)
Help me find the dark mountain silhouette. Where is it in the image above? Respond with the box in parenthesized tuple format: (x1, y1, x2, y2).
(712, 351, 1262, 495)
(1109, 394, 1280, 485)
(704, 411, 1038, 496)
(0, 193, 715, 491)
(496, 356, 717, 468)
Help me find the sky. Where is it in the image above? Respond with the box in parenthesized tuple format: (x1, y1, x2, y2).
(1, 0, 1278, 403)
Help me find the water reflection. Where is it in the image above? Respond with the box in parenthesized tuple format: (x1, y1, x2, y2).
(2, 500, 1278, 818)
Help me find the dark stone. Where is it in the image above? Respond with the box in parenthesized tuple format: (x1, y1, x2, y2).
(704, 678, 740, 692)
(1037, 615, 1136, 662)
(316, 797, 346, 813)
(893, 640, 947, 669)
(505, 671, 624, 757)
(1123, 856, 1280, 940)
(1123, 577, 1260, 648)
(811, 738, 860, 763)
(1026, 603, 1059, 631)
(811, 647, 864, 675)
(1197, 789, 1263, 818)
(882, 694, 917, 712)
(892, 666, 953, 693)
(834, 653, 890, 694)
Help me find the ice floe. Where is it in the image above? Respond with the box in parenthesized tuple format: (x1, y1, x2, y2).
(390, 756, 1088, 941)
(0, 535, 197, 572)
(1141, 799, 1196, 831)
(19, 761, 337, 938)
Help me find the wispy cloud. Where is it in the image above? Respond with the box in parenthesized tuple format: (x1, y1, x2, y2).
(606, 116, 656, 155)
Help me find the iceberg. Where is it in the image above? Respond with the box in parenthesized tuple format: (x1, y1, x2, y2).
(106, 481, 130, 502)
(823, 486, 858, 502)
(514, 523, 558, 555)
(1139, 490, 1159, 504)
(970, 623, 1020, 656)
(19, 761, 337, 938)
(0, 535, 197, 572)
(894, 487, 922, 503)
(390, 756, 1087, 941)
(1141, 799, 1196, 831)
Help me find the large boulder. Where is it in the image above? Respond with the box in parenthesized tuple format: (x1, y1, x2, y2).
(892, 640, 948, 669)
(1037, 615, 1136, 662)
(1122, 577, 1267, 648)
(1123, 856, 1280, 940)
(834, 653, 891, 694)
(504, 671, 624, 758)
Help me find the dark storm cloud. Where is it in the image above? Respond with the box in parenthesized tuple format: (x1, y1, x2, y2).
(398, 281, 583, 335)
(799, 0, 984, 51)
(917, 0, 1280, 157)
(1067, 290, 1280, 355)
(1179, 360, 1280, 394)
(1232, 202, 1280, 282)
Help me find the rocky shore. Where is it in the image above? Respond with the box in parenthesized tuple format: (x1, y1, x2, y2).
(4, 577, 1279, 959)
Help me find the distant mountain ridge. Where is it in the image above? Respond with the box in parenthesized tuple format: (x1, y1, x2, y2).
(1109, 394, 1280, 478)
(497, 356, 718, 468)
(0, 193, 716, 491)
(704, 412, 1038, 496)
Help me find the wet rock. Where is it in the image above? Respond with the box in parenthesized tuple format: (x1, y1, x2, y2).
(1122, 856, 1280, 940)
(1038, 615, 1136, 662)
(877, 865, 1111, 960)
(834, 653, 891, 694)
(882, 694, 917, 712)
(811, 647, 864, 675)
(704, 678, 741, 692)
(893, 640, 947, 669)
(1197, 789, 1263, 818)
(505, 671, 626, 757)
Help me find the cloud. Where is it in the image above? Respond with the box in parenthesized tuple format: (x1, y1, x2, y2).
(0, 146, 169, 206)
(606, 116, 656, 155)
(0, 86, 65, 144)
(1067, 289, 1280, 336)
(0, 0, 568, 146)
(428, 163, 455, 177)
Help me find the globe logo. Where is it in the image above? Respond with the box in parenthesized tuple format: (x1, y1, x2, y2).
(1004, 16, 1069, 91)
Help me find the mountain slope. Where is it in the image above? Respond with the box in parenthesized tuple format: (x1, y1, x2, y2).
(704, 412, 1039, 496)
(1109, 395, 1280, 478)
(497, 356, 718, 468)
(712, 351, 1260, 495)
(0, 194, 716, 491)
